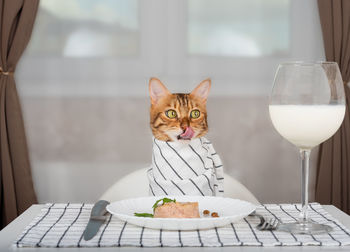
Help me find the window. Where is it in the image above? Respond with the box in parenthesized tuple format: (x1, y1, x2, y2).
(27, 0, 139, 57)
(17, 0, 324, 96)
(188, 0, 289, 57)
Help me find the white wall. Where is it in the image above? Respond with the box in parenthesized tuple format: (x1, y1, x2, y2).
(16, 0, 325, 204)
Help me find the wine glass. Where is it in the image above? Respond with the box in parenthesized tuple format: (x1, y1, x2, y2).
(269, 61, 346, 234)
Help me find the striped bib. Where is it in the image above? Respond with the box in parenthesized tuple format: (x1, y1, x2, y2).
(147, 137, 224, 196)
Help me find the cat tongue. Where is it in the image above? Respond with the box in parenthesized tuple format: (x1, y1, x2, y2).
(180, 127, 195, 140)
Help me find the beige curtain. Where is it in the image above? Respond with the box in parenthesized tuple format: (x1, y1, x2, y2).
(0, 0, 39, 228)
(316, 0, 350, 213)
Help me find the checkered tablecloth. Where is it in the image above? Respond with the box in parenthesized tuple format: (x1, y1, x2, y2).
(15, 203, 350, 247)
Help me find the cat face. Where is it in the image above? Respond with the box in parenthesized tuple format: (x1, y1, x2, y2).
(149, 78, 211, 142)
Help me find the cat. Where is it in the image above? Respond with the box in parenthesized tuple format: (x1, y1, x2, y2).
(149, 78, 210, 142)
(147, 78, 224, 196)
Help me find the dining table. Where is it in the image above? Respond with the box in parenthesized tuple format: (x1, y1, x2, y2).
(1, 204, 350, 252)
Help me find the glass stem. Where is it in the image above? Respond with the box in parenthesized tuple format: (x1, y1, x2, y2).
(299, 149, 311, 223)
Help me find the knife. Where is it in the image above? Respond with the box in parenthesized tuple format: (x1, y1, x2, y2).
(83, 200, 110, 241)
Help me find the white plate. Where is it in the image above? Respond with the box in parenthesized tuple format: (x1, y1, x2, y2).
(106, 196, 256, 230)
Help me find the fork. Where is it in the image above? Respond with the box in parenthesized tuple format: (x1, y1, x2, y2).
(249, 212, 280, 231)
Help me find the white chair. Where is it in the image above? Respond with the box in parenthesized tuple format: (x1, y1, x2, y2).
(100, 167, 260, 205)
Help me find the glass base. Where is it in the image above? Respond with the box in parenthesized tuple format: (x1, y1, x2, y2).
(278, 221, 333, 234)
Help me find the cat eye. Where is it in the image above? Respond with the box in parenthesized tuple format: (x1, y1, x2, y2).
(165, 109, 177, 119)
(190, 109, 200, 119)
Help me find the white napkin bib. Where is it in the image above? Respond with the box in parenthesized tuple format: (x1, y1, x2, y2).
(147, 137, 224, 196)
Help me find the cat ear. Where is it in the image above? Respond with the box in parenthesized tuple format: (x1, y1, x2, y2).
(149, 78, 171, 104)
(190, 79, 211, 102)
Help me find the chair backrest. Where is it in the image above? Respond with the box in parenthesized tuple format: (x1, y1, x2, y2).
(100, 167, 260, 205)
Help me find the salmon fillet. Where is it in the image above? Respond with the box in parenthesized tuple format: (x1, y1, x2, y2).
(153, 202, 200, 218)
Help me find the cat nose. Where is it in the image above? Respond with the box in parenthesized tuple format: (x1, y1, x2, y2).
(180, 119, 190, 130)
(180, 125, 189, 131)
